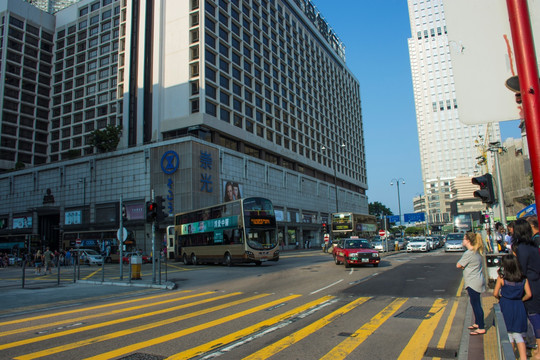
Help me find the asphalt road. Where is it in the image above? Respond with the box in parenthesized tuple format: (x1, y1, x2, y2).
(0, 249, 471, 359)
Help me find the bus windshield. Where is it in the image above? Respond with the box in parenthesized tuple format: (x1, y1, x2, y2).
(247, 227, 277, 250)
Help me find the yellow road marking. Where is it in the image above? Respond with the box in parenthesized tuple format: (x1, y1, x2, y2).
(456, 277, 464, 297)
(5, 292, 245, 354)
(242, 297, 371, 360)
(167, 295, 335, 360)
(433, 299, 460, 360)
(320, 297, 407, 360)
(0, 291, 213, 337)
(81, 294, 302, 360)
(0, 290, 190, 327)
(397, 298, 448, 360)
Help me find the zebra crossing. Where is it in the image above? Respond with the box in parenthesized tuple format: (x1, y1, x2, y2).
(0, 288, 465, 360)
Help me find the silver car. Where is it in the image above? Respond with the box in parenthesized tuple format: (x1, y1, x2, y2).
(73, 249, 104, 265)
(444, 240, 465, 252)
(407, 237, 429, 252)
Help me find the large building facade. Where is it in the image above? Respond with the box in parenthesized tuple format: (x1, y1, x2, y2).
(0, 0, 369, 253)
(407, 0, 500, 228)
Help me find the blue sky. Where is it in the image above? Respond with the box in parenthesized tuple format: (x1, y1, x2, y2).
(313, 0, 522, 215)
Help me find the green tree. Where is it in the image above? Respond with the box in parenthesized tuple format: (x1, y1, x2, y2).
(369, 201, 393, 217)
(89, 125, 122, 153)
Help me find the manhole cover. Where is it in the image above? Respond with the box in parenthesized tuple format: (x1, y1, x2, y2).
(394, 306, 434, 319)
(425, 347, 457, 358)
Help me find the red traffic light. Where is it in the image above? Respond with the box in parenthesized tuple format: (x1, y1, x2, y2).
(146, 201, 157, 222)
(471, 173, 495, 204)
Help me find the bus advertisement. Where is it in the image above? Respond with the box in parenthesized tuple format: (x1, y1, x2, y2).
(331, 212, 377, 240)
(174, 197, 279, 266)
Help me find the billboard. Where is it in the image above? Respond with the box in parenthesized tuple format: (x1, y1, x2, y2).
(223, 181, 243, 202)
(443, 0, 540, 124)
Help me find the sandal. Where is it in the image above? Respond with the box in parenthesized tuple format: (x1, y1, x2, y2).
(470, 330, 486, 335)
(467, 325, 479, 330)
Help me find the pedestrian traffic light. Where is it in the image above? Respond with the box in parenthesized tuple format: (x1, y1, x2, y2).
(146, 201, 157, 222)
(322, 222, 327, 233)
(122, 204, 128, 222)
(472, 173, 495, 205)
(155, 195, 166, 222)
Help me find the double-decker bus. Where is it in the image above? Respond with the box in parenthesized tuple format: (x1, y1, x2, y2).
(331, 212, 378, 240)
(174, 197, 279, 266)
(166, 225, 176, 260)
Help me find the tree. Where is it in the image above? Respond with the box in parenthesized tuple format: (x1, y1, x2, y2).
(90, 125, 122, 153)
(369, 202, 393, 217)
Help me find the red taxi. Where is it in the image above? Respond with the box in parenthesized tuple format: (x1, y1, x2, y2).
(332, 238, 380, 268)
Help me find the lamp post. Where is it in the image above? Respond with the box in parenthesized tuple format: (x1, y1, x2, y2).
(390, 178, 405, 237)
(322, 144, 345, 213)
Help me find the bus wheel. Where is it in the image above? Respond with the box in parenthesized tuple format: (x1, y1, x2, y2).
(191, 254, 197, 265)
(223, 253, 232, 267)
(182, 253, 190, 265)
(254, 261, 262, 266)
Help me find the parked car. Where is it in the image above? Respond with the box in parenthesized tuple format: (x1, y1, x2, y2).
(333, 238, 380, 268)
(73, 249, 104, 265)
(426, 237, 436, 250)
(122, 252, 152, 264)
(406, 237, 429, 252)
(372, 240, 391, 252)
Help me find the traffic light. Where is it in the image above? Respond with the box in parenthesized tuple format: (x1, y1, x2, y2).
(322, 222, 328, 233)
(472, 173, 495, 204)
(155, 195, 166, 222)
(146, 201, 157, 222)
(122, 204, 127, 222)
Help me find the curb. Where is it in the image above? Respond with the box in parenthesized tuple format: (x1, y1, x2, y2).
(76, 279, 176, 290)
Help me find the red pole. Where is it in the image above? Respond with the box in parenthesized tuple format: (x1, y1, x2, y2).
(506, 0, 540, 207)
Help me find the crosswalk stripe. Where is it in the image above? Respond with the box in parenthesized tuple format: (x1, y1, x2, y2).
(397, 298, 448, 360)
(6, 292, 245, 354)
(167, 295, 336, 360)
(319, 297, 408, 360)
(81, 294, 302, 360)
(0, 291, 215, 337)
(0, 290, 191, 326)
(241, 297, 371, 360)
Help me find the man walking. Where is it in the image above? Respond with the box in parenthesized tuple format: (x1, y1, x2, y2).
(43, 247, 54, 274)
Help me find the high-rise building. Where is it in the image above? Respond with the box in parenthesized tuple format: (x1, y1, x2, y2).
(26, 0, 82, 14)
(0, 0, 369, 252)
(407, 0, 500, 228)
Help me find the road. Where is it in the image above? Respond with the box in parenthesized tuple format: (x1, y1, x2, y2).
(0, 249, 471, 359)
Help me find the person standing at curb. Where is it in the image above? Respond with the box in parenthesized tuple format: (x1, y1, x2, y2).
(43, 247, 54, 275)
(457, 232, 486, 335)
(513, 218, 540, 359)
(493, 254, 532, 360)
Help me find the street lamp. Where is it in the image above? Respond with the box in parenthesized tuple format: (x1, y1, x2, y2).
(390, 178, 405, 237)
(322, 144, 345, 213)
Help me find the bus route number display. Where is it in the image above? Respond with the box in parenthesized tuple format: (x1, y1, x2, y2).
(250, 218, 271, 226)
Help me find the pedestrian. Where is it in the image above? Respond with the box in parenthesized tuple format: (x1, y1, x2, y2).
(43, 247, 54, 274)
(457, 232, 486, 335)
(34, 250, 43, 275)
(65, 249, 72, 266)
(526, 216, 539, 247)
(493, 254, 532, 360)
(512, 217, 540, 359)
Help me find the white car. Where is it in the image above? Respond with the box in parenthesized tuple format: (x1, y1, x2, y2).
(407, 238, 429, 252)
(444, 240, 465, 252)
(73, 249, 104, 265)
(372, 241, 390, 252)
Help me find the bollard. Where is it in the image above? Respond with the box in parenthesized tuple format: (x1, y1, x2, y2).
(131, 255, 142, 280)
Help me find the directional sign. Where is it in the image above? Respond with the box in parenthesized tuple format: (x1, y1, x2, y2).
(404, 212, 426, 223)
(75, 238, 81, 247)
(388, 215, 400, 223)
(379, 230, 386, 237)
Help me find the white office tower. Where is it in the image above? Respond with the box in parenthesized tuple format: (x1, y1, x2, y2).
(407, 0, 500, 227)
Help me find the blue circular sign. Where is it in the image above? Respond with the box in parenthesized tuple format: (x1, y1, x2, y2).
(161, 150, 179, 175)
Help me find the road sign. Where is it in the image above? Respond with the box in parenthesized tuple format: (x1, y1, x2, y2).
(117, 227, 128, 242)
(324, 234, 329, 242)
(379, 230, 386, 237)
(404, 212, 426, 223)
(76, 238, 81, 247)
(388, 215, 400, 223)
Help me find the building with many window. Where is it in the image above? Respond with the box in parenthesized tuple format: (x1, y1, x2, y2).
(0, 0, 369, 253)
(407, 0, 500, 228)
(25, 0, 83, 13)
